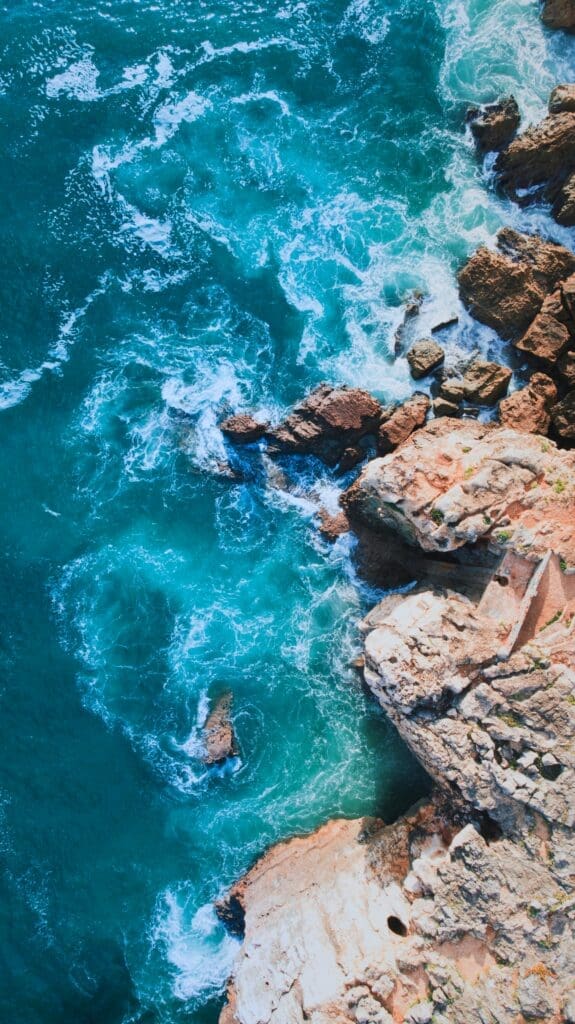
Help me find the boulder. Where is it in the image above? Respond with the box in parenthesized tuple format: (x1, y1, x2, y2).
(495, 111, 575, 199)
(558, 349, 575, 388)
(458, 229, 575, 339)
(439, 377, 465, 403)
(377, 394, 430, 454)
(548, 83, 575, 114)
(203, 693, 238, 765)
(406, 339, 445, 379)
(515, 274, 575, 363)
(498, 373, 558, 434)
(463, 359, 512, 404)
(551, 389, 575, 440)
(268, 384, 382, 466)
(342, 418, 575, 559)
(553, 171, 575, 225)
(466, 96, 520, 154)
(541, 0, 575, 31)
(317, 508, 350, 541)
(433, 396, 460, 417)
(220, 415, 268, 444)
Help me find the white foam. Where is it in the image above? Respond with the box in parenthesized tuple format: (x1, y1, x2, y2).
(153, 893, 240, 1003)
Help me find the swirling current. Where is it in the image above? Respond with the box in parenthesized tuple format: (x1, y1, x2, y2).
(0, 1, 574, 1022)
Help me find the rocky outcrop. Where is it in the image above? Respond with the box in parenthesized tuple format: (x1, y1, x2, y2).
(268, 384, 382, 467)
(457, 228, 575, 339)
(499, 373, 558, 434)
(220, 415, 268, 444)
(466, 96, 520, 154)
(203, 693, 238, 765)
(541, 0, 575, 31)
(377, 394, 430, 454)
(406, 339, 444, 380)
(551, 389, 575, 440)
(515, 283, 575, 364)
(549, 83, 575, 114)
(495, 111, 575, 197)
(342, 418, 575, 560)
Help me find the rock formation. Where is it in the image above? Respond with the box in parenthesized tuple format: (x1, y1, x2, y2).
(541, 0, 575, 32)
(377, 394, 430, 454)
(499, 373, 557, 434)
(203, 693, 238, 765)
(220, 415, 268, 444)
(466, 96, 520, 154)
(406, 339, 445, 380)
(462, 359, 511, 404)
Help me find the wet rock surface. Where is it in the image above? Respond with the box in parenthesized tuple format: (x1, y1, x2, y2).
(268, 384, 382, 466)
(406, 339, 445, 379)
(220, 415, 268, 444)
(499, 372, 558, 434)
(377, 393, 430, 454)
(466, 95, 520, 154)
(203, 693, 238, 765)
(541, 0, 575, 31)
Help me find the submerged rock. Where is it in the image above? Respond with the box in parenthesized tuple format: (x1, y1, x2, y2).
(466, 95, 520, 154)
(499, 373, 558, 434)
(220, 415, 268, 444)
(406, 339, 444, 379)
(268, 384, 382, 467)
(203, 693, 238, 765)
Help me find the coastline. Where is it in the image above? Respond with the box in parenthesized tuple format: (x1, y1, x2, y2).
(214, 10, 575, 1021)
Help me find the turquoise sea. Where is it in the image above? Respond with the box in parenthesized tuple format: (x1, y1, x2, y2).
(0, 1, 574, 1021)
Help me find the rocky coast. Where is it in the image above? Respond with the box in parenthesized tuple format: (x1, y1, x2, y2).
(213, 14, 575, 1024)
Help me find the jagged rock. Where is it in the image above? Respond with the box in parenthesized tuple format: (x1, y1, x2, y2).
(551, 389, 575, 440)
(377, 394, 430, 454)
(268, 384, 382, 467)
(515, 287, 574, 363)
(498, 373, 557, 434)
(458, 228, 575, 339)
(203, 693, 238, 765)
(462, 359, 512, 404)
(342, 418, 575, 559)
(549, 83, 575, 114)
(466, 96, 520, 154)
(439, 377, 465, 402)
(220, 415, 268, 444)
(496, 111, 575, 198)
(406, 339, 445, 379)
(317, 508, 350, 540)
(553, 171, 575, 225)
(433, 396, 460, 418)
(541, 0, 575, 31)
(558, 349, 575, 388)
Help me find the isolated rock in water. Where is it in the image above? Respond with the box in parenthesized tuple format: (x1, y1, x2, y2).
(458, 228, 575, 339)
(406, 339, 444, 379)
(499, 373, 557, 434)
(466, 96, 520, 154)
(269, 384, 382, 466)
(551, 389, 575, 440)
(342, 418, 575, 559)
(541, 0, 575, 31)
(220, 415, 268, 444)
(203, 693, 237, 765)
(495, 111, 575, 196)
(317, 508, 350, 541)
(377, 394, 430, 454)
(463, 359, 512, 404)
(549, 83, 575, 113)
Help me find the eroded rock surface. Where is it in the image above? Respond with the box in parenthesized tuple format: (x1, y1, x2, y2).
(406, 339, 444, 380)
(466, 96, 520, 154)
(268, 384, 382, 467)
(378, 393, 430, 454)
(342, 418, 575, 560)
(541, 0, 575, 31)
(203, 693, 238, 765)
(499, 373, 558, 434)
(220, 414, 268, 444)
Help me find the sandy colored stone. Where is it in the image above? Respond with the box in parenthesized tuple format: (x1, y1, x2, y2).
(549, 83, 575, 114)
(203, 693, 238, 765)
(220, 414, 268, 444)
(499, 373, 557, 434)
(269, 384, 382, 466)
(377, 394, 429, 454)
(463, 359, 511, 404)
(406, 339, 445, 380)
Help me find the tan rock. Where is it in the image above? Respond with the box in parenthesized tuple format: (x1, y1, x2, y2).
(203, 693, 238, 765)
(553, 170, 575, 225)
(499, 373, 558, 434)
(269, 384, 382, 467)
(406, 339, 445, 380)
(495, 111, 575, 194)
(463, 359, 512, 404)
(377, 394, 430, 454)
(466, 96, 520, 154)
(551, 389, 575, 440)
(515, 288, 573, 363)
(220, 415, 268, 444)
(317, 508, 350, 540)
(433, 396, 460, 418)
(342, 418, 575, 559)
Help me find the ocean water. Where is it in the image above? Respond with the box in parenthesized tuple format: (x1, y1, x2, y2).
(1, 1, 574, 1022)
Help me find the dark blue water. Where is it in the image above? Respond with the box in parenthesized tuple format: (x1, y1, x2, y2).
(0, 1, 573, 1021)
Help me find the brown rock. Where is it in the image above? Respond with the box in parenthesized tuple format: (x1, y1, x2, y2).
(541, 0, 575, 31)
(463, 359, 512, 404)
(466, 96, 520, 154)
(269, 384, 382, 466)
(548, 83, 575, 114)
(433, 396, 460, 417)
(317, 508, 350, 541)
(553, 171, 575, 225)
(220, 415, 268, 444)
(499, 373, 558, 434)
(495, 112, 575, 196)
(377, 394, 430, 454)
(558, 349, 575, 387)
(203, 693, 238, 765)
(551, 389, 575, 440)
(406, 339, 445, 379)
(440, 377, 465, 402)
(458, 229, 575, 339)
(515, 289, 573, 363)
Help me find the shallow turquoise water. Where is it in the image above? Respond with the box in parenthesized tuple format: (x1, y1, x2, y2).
(0, 2, 574, 1022)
